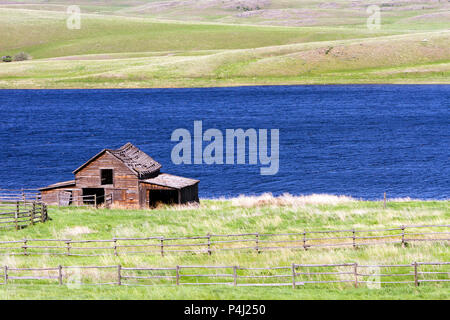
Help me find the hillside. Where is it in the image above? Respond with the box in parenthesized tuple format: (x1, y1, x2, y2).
(0, 1, 448, 88)
(2, 0, 449, 28)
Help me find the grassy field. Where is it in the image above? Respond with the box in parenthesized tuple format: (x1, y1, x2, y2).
(0, 195, 448, 299)
(2, 0, 449, 28)
(2, 284, 448, 300)
(0, 1, 448, 88)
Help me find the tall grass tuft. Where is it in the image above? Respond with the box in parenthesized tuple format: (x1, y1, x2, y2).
(231, 193, 356, 208)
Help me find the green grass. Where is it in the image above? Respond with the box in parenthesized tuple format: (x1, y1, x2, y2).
(0, 198, 448, 299)
(0, 8, 393, 60)
(3, 1, 448, 29)
(1, 285, 448, 300)
(1, 30, 448, 88)
(1, 199, 448, 239)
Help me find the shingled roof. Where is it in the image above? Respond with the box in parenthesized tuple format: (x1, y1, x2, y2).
(39, 180, 76, 191)
(141, 173, 199, 190)
(110, 143, 162, 178)
(73, 143, 162, 178)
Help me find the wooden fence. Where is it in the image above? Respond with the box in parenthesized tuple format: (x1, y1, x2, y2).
(0, 200, 48, 230)
(0, 261, 448, 288)
(56, 192, 113, 207)
(0, 224, 447, 256)
(0, 189, 41, 202)
(0, 190, 112, 208)
(57, 193, 96, 207)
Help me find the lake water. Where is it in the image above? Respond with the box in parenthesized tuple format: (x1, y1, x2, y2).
(0, 85, 448, 200)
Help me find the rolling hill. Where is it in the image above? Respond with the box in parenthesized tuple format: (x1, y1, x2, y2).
(0, 1, 448, 88)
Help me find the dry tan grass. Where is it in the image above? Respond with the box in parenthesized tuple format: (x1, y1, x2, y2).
(108, 203, 140, 210)
(156, 202, 201, 211)
(112, 225, 143, 238)
(231, 193, 356, 208)
(61, 226, 95, 237)
(76, 193, 355, 212)
(0, 255, 18, 269)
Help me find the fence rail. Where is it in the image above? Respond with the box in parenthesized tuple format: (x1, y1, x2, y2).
(0, 224, 447, 256)
(0, 200, 49, 230)
(0, 189, 41, 202)
(0, 261, 448, 288)
(0, 190, 112, 208)
(58, 193, 95, 207)
(55, 193, 113, 207)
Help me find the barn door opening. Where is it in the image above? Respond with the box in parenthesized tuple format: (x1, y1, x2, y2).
(82, 188, 105, 206)
(148, 189, 179, 208)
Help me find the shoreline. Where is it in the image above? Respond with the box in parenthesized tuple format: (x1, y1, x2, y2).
(1, 82, 449, 90)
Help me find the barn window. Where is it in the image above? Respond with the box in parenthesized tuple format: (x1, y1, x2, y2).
(101, 169, 114, 185)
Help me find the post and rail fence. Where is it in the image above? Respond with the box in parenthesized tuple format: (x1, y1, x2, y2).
(0, 261, 448, 288)
(0, 224, 447, 256)
(55, 193, 113, 208)
(0, 189, 41, 202)
(0, 190, 112, 208)
(0, 200, 48, 231)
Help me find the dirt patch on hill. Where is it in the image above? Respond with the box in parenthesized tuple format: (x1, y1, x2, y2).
(405, 11, 450, 21)
(49, 55, 116, 61)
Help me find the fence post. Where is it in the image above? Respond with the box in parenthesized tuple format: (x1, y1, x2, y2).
(414, 262, 419, 287)
(30, 202, 35, 225)
(176, 266, 180, 286)
(23, 239, 27, 256)
(15, 201, 19, 230)
(354, 263, 358, 288)
(303, 231, 307, 250)
(383, 192, 386, 209)
(41, 204, 45, 223)
(292, 263, 296, 289)
(160, 237, 164, 257)
(233, 266, 237, 287)
(207, 233, 211, 255)
(401, 226, 406, 248)
(94, 194, 97, 208)
(57, 192, 60, 207)
(66, 240, 71, 256)
(352, 229, 357, 249)
(113, 238, 118, 256)
(255, 233, 259, 254)
(4, 266, 7, 285)
(58, 265, 63, 285)
(117, 265, 121, 286)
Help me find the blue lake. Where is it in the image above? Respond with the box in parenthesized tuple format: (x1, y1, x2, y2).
(0, 85, 448, 200)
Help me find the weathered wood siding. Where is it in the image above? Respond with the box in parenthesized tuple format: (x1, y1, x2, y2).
(75, 152, 140, 208)
(41, 187, 78, 205)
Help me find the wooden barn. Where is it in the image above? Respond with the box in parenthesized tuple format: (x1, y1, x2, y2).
(39, 143, 199, 208)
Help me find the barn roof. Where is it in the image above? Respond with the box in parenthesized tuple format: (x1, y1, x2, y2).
(141, 173, 199, 190)
(109, 143, 162, 177)
(39, 180, 76, 191)
(73, 143, 162, 178)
